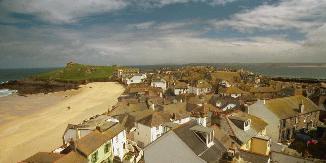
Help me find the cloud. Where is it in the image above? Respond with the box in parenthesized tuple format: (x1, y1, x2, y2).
(1, 0, 128, 23)
(0, 0, 241, 24)
(213, 0, 326, 32)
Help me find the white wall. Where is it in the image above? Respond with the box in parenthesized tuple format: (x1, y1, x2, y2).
(134, 123, 166, 147)
(151, 81, 167, 91)
(112, 130, 127, 161)
(174, 88, 188, 95)
(249, 101, 280, 142)
(188, 86, 211, 95)
(63, 129, 91, 145)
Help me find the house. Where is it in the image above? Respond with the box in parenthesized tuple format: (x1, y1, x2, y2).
(124, 74, 147, 85)
(173, 81, 189, 95)
(248, 95, 321, 143)
(58, 121, 126, 163)
(214, 110, 271, 156)
(61, 115, 127, 162)
(134, 112, 172, 147)
(210, 95, 240, 112)
(150, 78, 167, 91)
(116, 67, 139, 78)
(219, 86, 248, 98)
(188, 80, 212, 95)
(143, 121, 227, 163)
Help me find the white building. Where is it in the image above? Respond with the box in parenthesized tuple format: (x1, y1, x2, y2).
(151, 79, 167, 91)
(173, 81, 189, 95)
(62, 115, 127, 161)
(125, 74, 147, 85)
(188, 80, 212, 95)
(134, 111, 191, 147)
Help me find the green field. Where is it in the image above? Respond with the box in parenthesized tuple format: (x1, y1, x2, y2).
(32, 63, 116, 82)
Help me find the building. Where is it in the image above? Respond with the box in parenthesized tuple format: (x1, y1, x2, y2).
(214, 110, 271, 156)
(173, 81, 189, 95)
(116, 67, 139, 78)
(134, 112, 172, 147)
(219, 86, 248, 98)
(150, 78, 167, 91)
(61, 115, 127, 162)
(248, 95, 321, 143)
(188, 80, 212, 95)
(143, 121, 227, 163)
(124, 74, 147, 85)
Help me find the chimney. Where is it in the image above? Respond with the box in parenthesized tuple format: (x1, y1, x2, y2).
(299, 100, 304, 113)
(76, 128, 81, 139)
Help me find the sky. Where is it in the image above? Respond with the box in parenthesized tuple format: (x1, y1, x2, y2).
(0, 0, 326, 68)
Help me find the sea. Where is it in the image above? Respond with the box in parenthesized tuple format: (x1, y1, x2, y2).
(0, 68, 58, 97)
(1, 64, 326, 97)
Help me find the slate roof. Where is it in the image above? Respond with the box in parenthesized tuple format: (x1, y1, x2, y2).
(220, 111, 268, 145)
(265, 95, 320, 119)
(173, 121, 227, 162)
(23, 152, 64, 163)
(239, 150, 270, 163)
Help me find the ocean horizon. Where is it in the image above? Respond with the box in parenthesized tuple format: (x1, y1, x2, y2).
(1, 64, 326, 83)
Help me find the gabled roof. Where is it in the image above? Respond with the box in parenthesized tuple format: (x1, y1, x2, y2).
(219, 86, 247, 95)
(174, 81, 188, 89)
(239, 150, 270, 163)
(210, 71, 240, 83)
(54, 151, 87, 163)
(220, 111, 268, 144)
(173, 121, 227, 162)
(265, 95, 320, 119)
(249, 86, 279, 93)
(23, 152, 64, 163)
(191, 80, 212, 88)
(138, 111, 171, 127)
(74, 117, 127, 156)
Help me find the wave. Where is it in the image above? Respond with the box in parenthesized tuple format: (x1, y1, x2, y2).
(0, 89, 17, 97)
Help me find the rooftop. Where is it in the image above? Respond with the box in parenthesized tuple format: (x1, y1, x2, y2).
(265, 95, 320, 119)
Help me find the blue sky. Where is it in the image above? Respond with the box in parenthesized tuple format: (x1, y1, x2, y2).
(0, 0, 325, 68)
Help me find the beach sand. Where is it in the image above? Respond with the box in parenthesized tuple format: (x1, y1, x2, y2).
(0, 82, 124, 163)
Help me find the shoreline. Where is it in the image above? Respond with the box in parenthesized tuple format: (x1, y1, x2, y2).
(0, 82, 124, 163)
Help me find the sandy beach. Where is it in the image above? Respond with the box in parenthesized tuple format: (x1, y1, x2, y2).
(0, 82, 124, 163)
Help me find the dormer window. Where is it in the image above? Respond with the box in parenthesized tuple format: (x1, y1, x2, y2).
(243, 119, 251, 131)
(190, 125, 214, 148)
(229, 116, 251, 131)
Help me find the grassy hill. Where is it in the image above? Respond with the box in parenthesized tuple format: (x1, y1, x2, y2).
(32, 63, 116, 82)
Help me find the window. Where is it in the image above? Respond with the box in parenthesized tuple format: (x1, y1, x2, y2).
(104, 143, 111, 153)
(91, 151, 98, 163)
